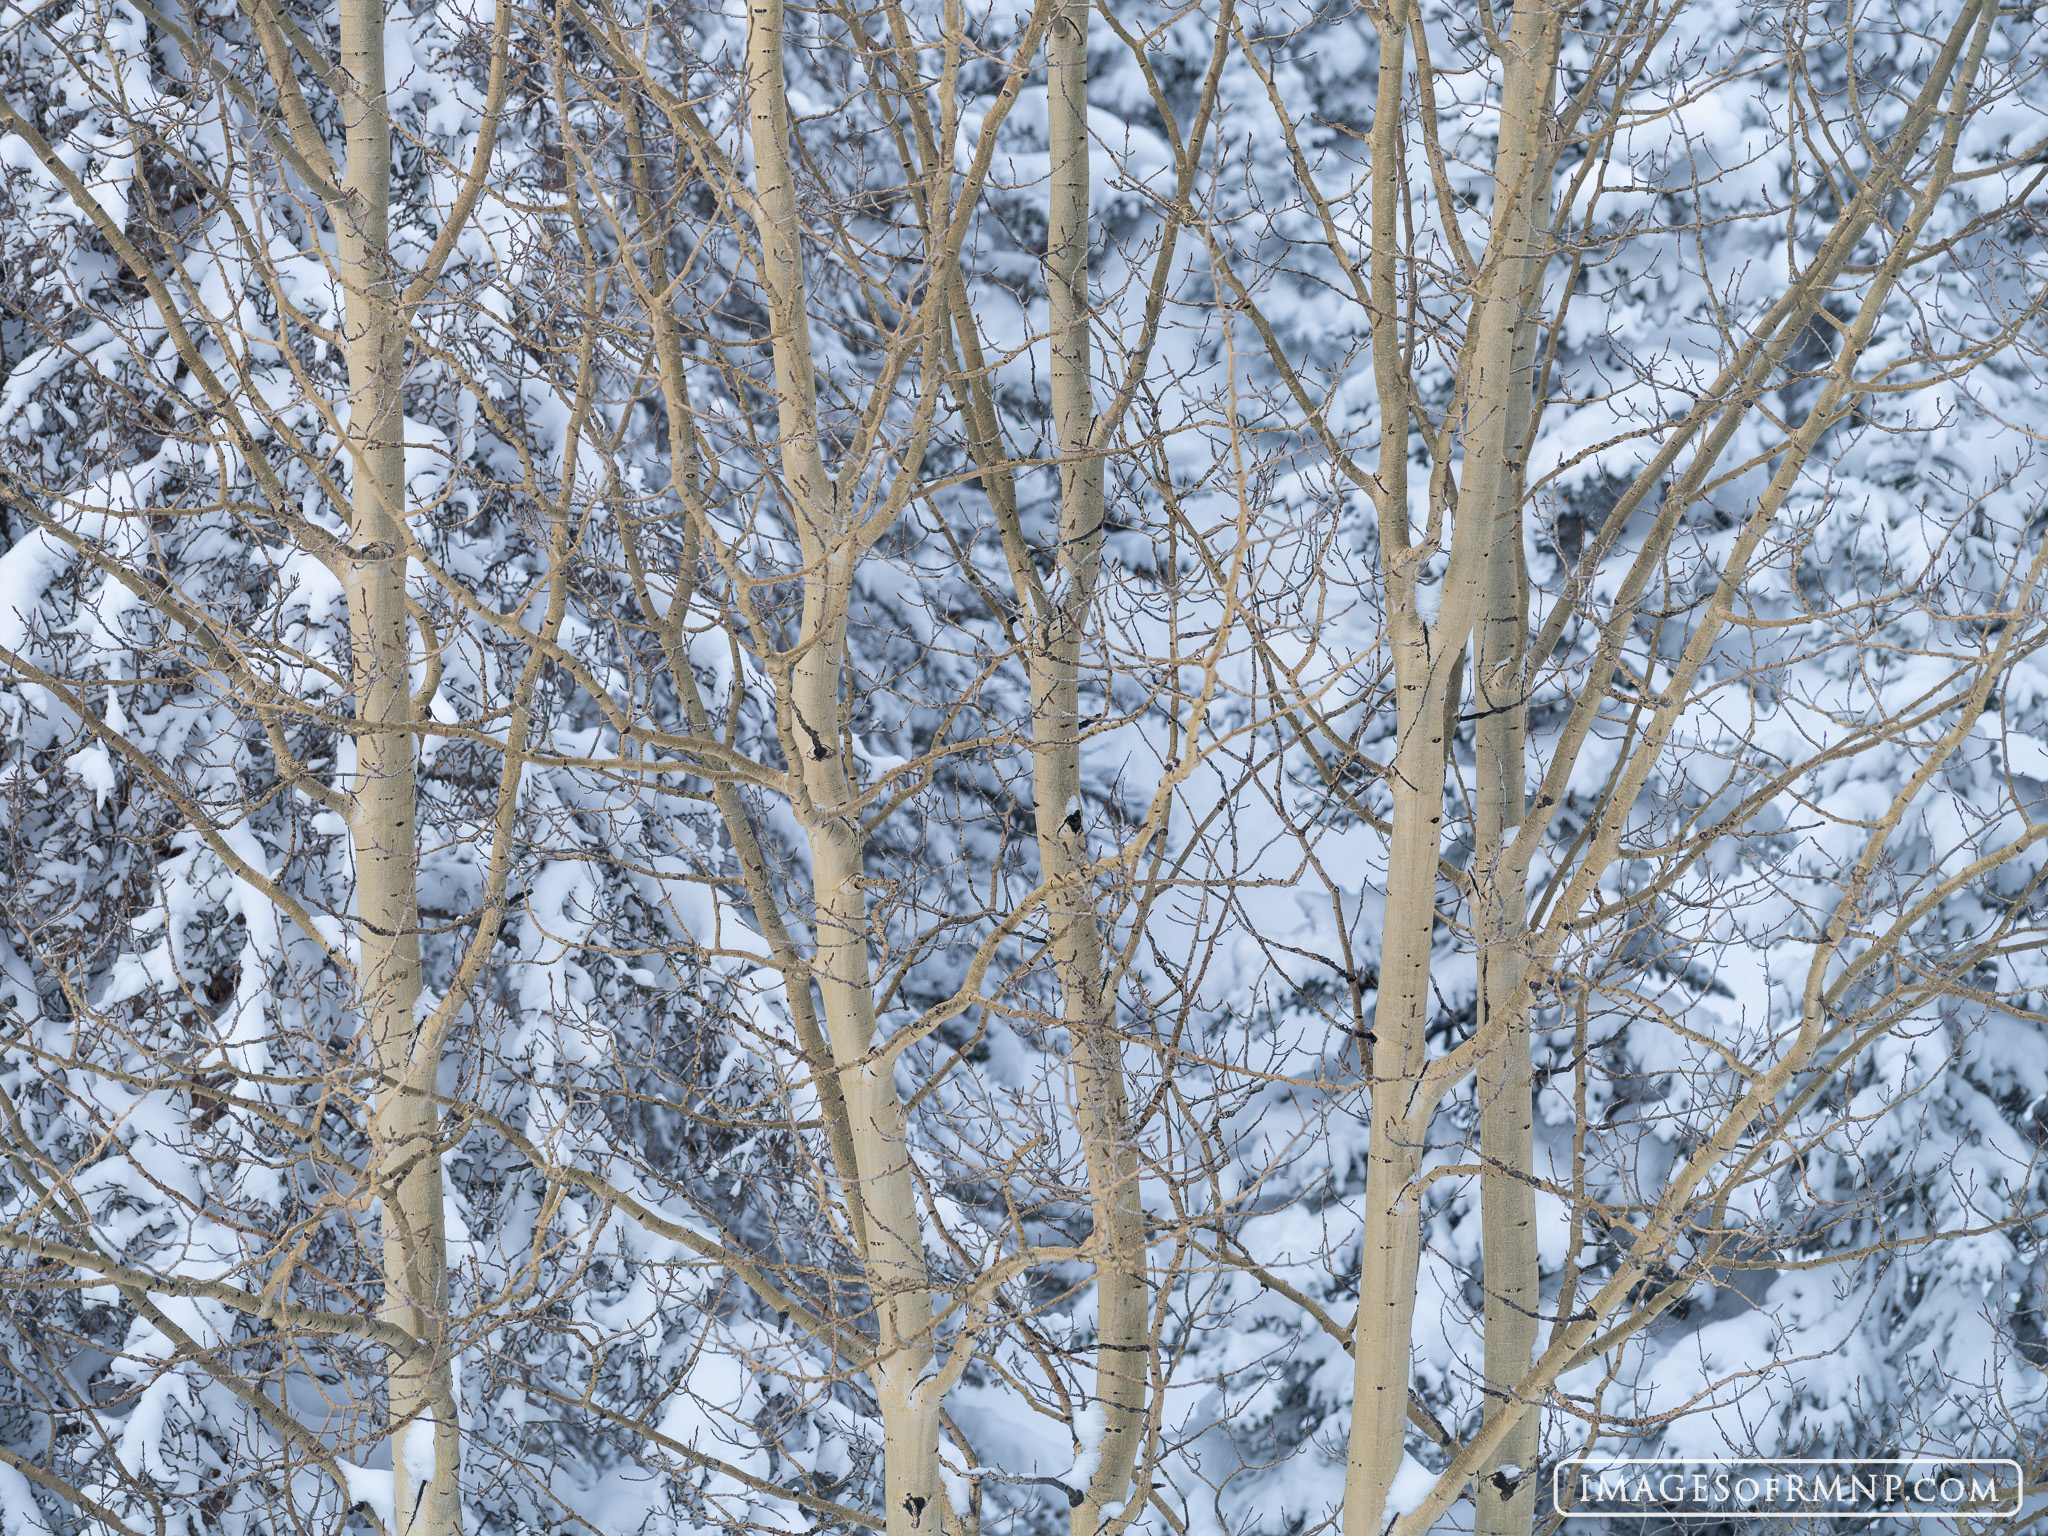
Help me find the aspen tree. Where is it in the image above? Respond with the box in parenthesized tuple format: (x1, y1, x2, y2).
(1215, 1, 2039, 1532)
(7, 0, 2048, 1532)
(1037, 4, 1147, 1528)
(330, 0, 460, 1524)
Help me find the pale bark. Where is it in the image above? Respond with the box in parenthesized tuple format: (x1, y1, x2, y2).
(744, 6, 942, 1531)
(790, 582, 944, 1536)
(1344, 723, 1452, 1536)
(603, 6, 1070, 1524)
(1470, 315, 1539, 1536)
(619, 98, 873, 1265)
(1344, 7, 1559, 1534)
(1470, 23, 1555, 1536)
(1217, 70, 1967, 1484)
(332, 0, 458, 1528)
(1342, 3, 1424, 1522)
(931, 7, 1237, 1521)
(1352, 9, 2004, 1536)
(1041, 4, 1146, 1530)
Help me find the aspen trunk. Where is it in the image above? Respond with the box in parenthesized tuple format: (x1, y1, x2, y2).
(1471, 21, 1554, 1534)
(1043, 5, 1146, 1528)
(1470, 311, 1539, 1536)
(1345, 8, 1555, 1534)
(333, 0, 458, 1529)
(789, 582, 942, 1536)
(1344, 679, 1451, 1533)
(619, 99, 872, 1267)
(744, 5, 942, 1531)
(1341, 4, 1431, 1520)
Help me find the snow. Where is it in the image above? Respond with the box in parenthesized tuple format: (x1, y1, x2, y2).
(339, 1462, 396, 1531)
(1064, 1405, 1106, 1489)
(7, 4, 2048, 1534)
(403, 1416, 437, 1482)
(0, 1462, 49, 1536)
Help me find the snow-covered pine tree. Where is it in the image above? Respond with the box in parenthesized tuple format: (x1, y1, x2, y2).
(1171, 0, 2048, 1532)
(6, 1, 2048, 1536)
(0, 1, 1269, 1534)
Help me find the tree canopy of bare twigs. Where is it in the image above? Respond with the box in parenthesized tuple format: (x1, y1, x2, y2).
(2, 0, 2048, 1535)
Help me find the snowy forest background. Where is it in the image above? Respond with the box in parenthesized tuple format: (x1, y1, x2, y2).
(3, 0, 2048, 1534)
